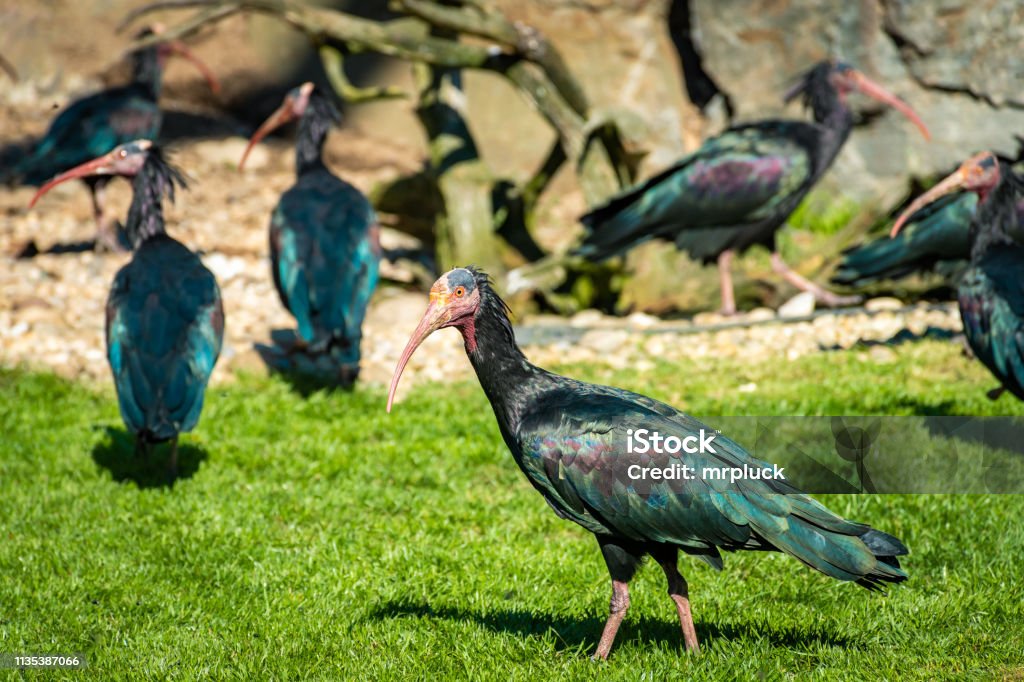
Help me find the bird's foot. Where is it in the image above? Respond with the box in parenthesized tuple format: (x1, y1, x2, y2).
(592, 580, 629, 661)
(285, 339, 310, 356)
(986, 386, 1006, 401)
(960, 336, 976, 359)
(716, 306, 739, 317)
(93, 228, 128, 254)
(817, 292, 862, 308)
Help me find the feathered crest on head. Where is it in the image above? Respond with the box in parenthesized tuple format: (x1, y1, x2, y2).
(782, 59, 835, 107)
(136, 144, 188, 204)
(983, 147, 1024, 193)
(465, 265, 517, 345)
(307, 85, 343, 128)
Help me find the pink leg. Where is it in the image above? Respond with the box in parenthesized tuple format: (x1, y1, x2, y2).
(717, 249, 736, 316)
(592, 579, 630, 661)
(770, 252, 860, 308)
(90, 183, 125, 252)
(655, 554, 700, 653)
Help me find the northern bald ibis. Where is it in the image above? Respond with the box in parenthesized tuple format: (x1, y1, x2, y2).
(16, 27, 219, 250)
(892, 152, 1024, 400)
(576, 60, 929, 314)
(31, 140, 223, 476)
(388, 266, 907, 658)
(239, 82, 379, 384)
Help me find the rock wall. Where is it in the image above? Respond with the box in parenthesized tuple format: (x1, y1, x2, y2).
(3, 0, 1023, 313)
(689, 0, 1024, 206)
(4, 0, 1021, 200)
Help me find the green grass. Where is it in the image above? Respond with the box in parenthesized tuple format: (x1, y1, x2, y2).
(2, 339, 1023, 680)
(786, 193, 861, 237)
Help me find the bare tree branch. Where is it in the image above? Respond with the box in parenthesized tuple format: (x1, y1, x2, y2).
(125, 0, 504, 67)
(395, 0, 589, 116)
(413, 56, 504, 273)
(501, 61, 618, 204)
(122, 2, 241, 45)
(120, 0, 641, 295)
(120, 0, 204, 31)
(317, 45, 408, 103)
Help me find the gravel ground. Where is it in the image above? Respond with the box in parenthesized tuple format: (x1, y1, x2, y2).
(0, 103, 965, 397)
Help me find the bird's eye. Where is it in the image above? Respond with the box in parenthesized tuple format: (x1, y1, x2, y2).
(453, 286, 466, 298)
(118, 149, 128, 158)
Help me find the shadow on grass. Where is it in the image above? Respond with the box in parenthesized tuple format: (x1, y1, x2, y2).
(821, 326, 959, 355)
(91, 426, 207, 489)
(368, 599, 858, 655)
(884, 397, 961, 416)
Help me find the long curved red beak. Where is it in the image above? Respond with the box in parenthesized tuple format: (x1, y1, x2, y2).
(853, 71, 930, 140)
(386, 297, 451, 413)
(890, 169, 967, 238)
(238, 101, 297, 171)
(28, 153, 119, 208)
(165, 41, 221, 96)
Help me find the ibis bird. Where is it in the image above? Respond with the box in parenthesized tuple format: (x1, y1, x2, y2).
(239, 82, 379, 383)
(30, 140, 224, 475)
(833, 150, 1024, 288)
(12, 27, 219, 250)
(575, 60, 930, 315)
(832, 192, 976, 288)
(388, 266, 907, 658)
(891, 152, 1024, 400)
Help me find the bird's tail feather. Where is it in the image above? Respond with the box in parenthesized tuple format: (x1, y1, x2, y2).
(289, 332, 360, 385)
(831, 235, 919, 287)
(7, 142, 62, 186)
(575, 174, 678, 261)
(748, 496, 907, 590)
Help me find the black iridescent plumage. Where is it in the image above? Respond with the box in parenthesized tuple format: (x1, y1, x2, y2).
(955, 163, 1024, 399)
(575, 61, 927, 313)
(245, 83, 379, 381)
(833, 192, 977, 287)
(12, 36, 163, 247)
(103, 144, 224, 462)
(12, 29, 216, 248)
(14, 35, 164, 187)
(835, 151, 1024, 288)
(389, 267, 907, 658)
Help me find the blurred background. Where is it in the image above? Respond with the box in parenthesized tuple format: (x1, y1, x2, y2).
(2, 0, 1023, 383)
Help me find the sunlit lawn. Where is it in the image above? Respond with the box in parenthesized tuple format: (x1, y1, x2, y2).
(1, 338, 1022, 679)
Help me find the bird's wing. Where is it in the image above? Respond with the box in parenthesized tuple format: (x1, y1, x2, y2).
(18, 87, 160, 182)
(105, 241, 223, 437)
(273, 174, 380, 350)
(833, 192, 976, 286)
(270, 205, 313, 341)
(516, 386, 898, 583)
(106, 268, 145, 432)
(959, 246, 1024, 397)
(576, 126, 812, 260)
